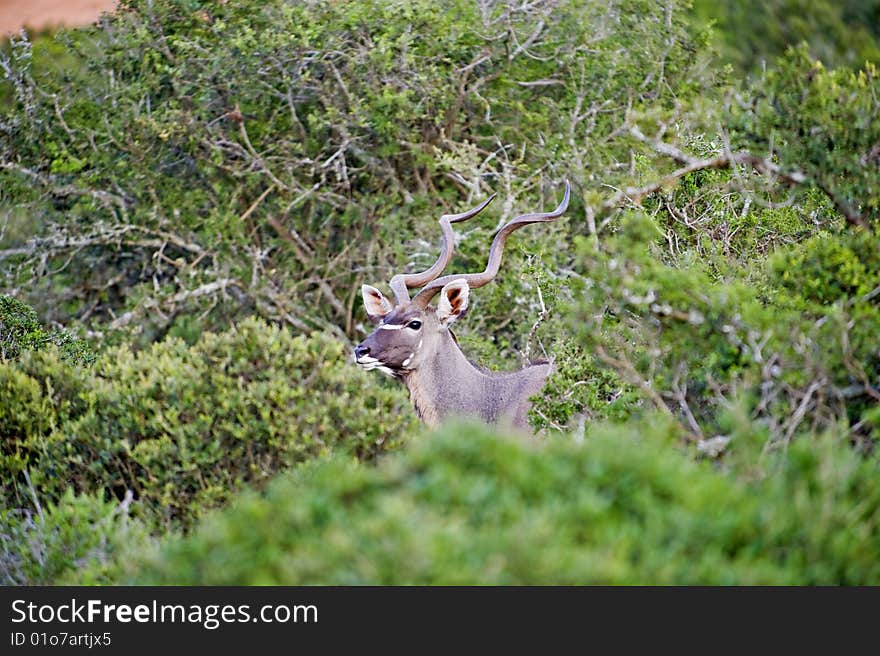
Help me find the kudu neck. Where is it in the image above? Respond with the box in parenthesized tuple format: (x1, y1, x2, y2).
(400, 328, 483, 426)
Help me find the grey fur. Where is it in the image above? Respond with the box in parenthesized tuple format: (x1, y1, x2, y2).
(402, 327, 551, 430)
(355, 291, 551, 432)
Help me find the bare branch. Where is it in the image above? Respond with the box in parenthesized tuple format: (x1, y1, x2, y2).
(615, 127, 871, 231)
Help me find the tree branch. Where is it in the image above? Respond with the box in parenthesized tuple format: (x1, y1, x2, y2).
(616, 127, 871, 231)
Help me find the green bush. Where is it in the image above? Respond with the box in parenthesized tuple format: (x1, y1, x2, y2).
(726, 49, 880, 226)
(691, 0, 880, 73)
(119, 420, 880, 585)
(0, 295, 93, 364)
(1, 0, 878, 588)
(540, 212, 880, 450)
(1, 318, 415, 528)
(0, 489, 151, 585)
(770, 231, 880, 309)
(0, 0, 702, 356)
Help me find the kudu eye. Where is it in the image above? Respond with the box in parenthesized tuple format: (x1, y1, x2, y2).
(407, 320, 422, 330)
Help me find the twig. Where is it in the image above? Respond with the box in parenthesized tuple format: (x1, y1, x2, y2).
(239, 185, 275, 223)
(594, 344, 677, 421)
(22, 470, 44, 524)
(782, 379, 824, 445)
(524, 281, 549, 363)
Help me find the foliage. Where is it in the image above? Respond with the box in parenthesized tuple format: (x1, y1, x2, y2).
(528, 340, 640, 432)
(1, 0, 879, 586)
(726, 48, 880, 227)
(0, 295, 93, 364)
(546, 212, 880, 454)
(691, 0, 880, 73)
(1, 318, 415, 531)
(0, 0, 702, 361)
(524, 44, 880, 450)
(0, 489, 151, 586)
(116, 421, 880, 585)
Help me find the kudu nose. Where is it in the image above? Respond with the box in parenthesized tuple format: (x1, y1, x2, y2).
(354, 344, 370, 361)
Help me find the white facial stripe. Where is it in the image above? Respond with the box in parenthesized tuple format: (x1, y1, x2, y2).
(356, 355, 379, 364)
(402, 340, 423, 370)
(358, 361, 398, 377)
(378, 323, 406, 331)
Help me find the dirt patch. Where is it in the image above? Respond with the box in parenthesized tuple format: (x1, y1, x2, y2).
(0, 0, 117, 36)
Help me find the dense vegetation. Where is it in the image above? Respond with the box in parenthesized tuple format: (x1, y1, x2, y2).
(123, 423, 880, 585)
(1, 0, 878, 584)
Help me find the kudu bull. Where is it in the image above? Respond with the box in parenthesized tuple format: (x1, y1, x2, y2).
(354, 181, 570, 431)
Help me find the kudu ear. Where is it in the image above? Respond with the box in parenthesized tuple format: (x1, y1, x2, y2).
(436, 279, 470, 326)
(361, 284, 394, 324)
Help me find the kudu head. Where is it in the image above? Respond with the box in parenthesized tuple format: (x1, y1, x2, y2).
(354, 182, 571, 378)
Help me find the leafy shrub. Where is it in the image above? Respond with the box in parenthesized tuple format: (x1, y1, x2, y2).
(528, 340, 640, 433)
(0, 489, 151, 585)
(0, 0, 702, 358)
(770, 231, 880, 309)
(1, 318, 415, 528)
(691, 0, 880, 73)
(119, 420, 880, 585)
(726, 49, 880, 227)
(0, 295, 93, 364)
(1, 0, 878, 588)
(537, 211, 880, 452)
